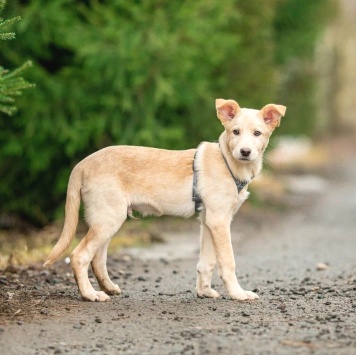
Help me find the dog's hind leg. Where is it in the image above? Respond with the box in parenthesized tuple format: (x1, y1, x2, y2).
(196, 220, 220, 298)
(91, 238, 121, 295)
(70, 201, 127, 302)
(70, 228, 110, 301)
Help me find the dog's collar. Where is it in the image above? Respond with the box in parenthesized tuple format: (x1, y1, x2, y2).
(219, 147, 253, 193)
(192, 145, 254, 213)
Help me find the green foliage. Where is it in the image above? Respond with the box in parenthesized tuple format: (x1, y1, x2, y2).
(0, 0, 20, 41)
(0, 0, 332, 225)
(0, 60, 33, 115)
(0, 0, 33, 115)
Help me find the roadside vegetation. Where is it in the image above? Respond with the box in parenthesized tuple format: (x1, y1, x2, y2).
(0, 0, 334, 226)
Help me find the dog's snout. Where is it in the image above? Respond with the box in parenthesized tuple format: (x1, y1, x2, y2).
(240, 148, 251, 157)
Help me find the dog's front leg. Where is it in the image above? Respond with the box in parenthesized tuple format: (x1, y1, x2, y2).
(206, 218, 259, 300)
(196, 221, 220, 298)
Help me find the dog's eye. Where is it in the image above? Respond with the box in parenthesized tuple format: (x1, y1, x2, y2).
(232, 129, 239, 136)
(254, 131, 261, 137)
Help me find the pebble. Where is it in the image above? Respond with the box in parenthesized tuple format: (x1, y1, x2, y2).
(95, 317, 102, 323)
(73, 323, 82, 329)
(316, 262, 329, 271)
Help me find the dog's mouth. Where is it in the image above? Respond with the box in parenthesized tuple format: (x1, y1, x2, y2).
(238, 157, 252, 163)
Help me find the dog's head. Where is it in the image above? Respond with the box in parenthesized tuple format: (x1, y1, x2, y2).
(216, 99, 286, 163)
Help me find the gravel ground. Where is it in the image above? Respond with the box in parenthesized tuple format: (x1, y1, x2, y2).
(0, 139, 355, 354)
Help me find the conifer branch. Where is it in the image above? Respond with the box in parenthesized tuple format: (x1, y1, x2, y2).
(0, 0, 33, 116)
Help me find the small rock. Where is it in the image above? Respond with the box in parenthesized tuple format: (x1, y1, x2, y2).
(277, 304, 286, 311)
(137, 276, 146, 281)
(95, 317, 102, 323)
(316, 262, 329, 271)
(121, 255, 132, 262)
(73, 323, 82, 329)
(224, 312, 230, 318)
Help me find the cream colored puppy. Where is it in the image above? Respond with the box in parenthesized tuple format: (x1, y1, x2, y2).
(45, 99, 286, 302)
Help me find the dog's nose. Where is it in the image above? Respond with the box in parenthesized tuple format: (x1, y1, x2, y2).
(240, 148, 251, 157)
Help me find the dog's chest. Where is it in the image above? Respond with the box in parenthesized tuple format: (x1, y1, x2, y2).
(232, 189, 250, 215)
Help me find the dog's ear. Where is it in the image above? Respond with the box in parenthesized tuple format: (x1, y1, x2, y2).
(260, 104, 286, 130)
(216, 99, 241, 124)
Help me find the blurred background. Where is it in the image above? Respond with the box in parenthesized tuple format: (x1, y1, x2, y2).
(0, 0, 355, 265)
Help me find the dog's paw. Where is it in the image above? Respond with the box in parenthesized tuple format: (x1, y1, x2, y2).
(230, 290, 259, 301)
(197, 288, 221, 299)
(82, 290, 111, 302)
(244, 290, 259, 300)
(104, 284, 121, 296)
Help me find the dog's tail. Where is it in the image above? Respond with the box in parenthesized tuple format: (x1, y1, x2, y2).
(44, 166, 82, 266)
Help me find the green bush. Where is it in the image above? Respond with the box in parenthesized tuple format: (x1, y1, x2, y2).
(0, 0, 331, 225)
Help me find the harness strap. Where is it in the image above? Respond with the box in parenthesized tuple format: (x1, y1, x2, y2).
(192, 145, 254, 213)
(192, 151, 203, 212)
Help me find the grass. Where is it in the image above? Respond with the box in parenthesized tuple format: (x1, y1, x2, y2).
(0, 218, 166, 269)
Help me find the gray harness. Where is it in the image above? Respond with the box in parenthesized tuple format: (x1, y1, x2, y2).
(192, 148, 251, 212)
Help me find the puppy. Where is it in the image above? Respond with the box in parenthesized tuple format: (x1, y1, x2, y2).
(45, 99, 286, 302)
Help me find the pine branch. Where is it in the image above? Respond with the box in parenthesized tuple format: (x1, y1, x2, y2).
(0, 0, 21, 41)
(0, 1, 34, 116)
(0, 31, 15, 41)
(0, 61, 34, 116)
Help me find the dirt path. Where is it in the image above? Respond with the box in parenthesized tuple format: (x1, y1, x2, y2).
(0, 139, 355, 354)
